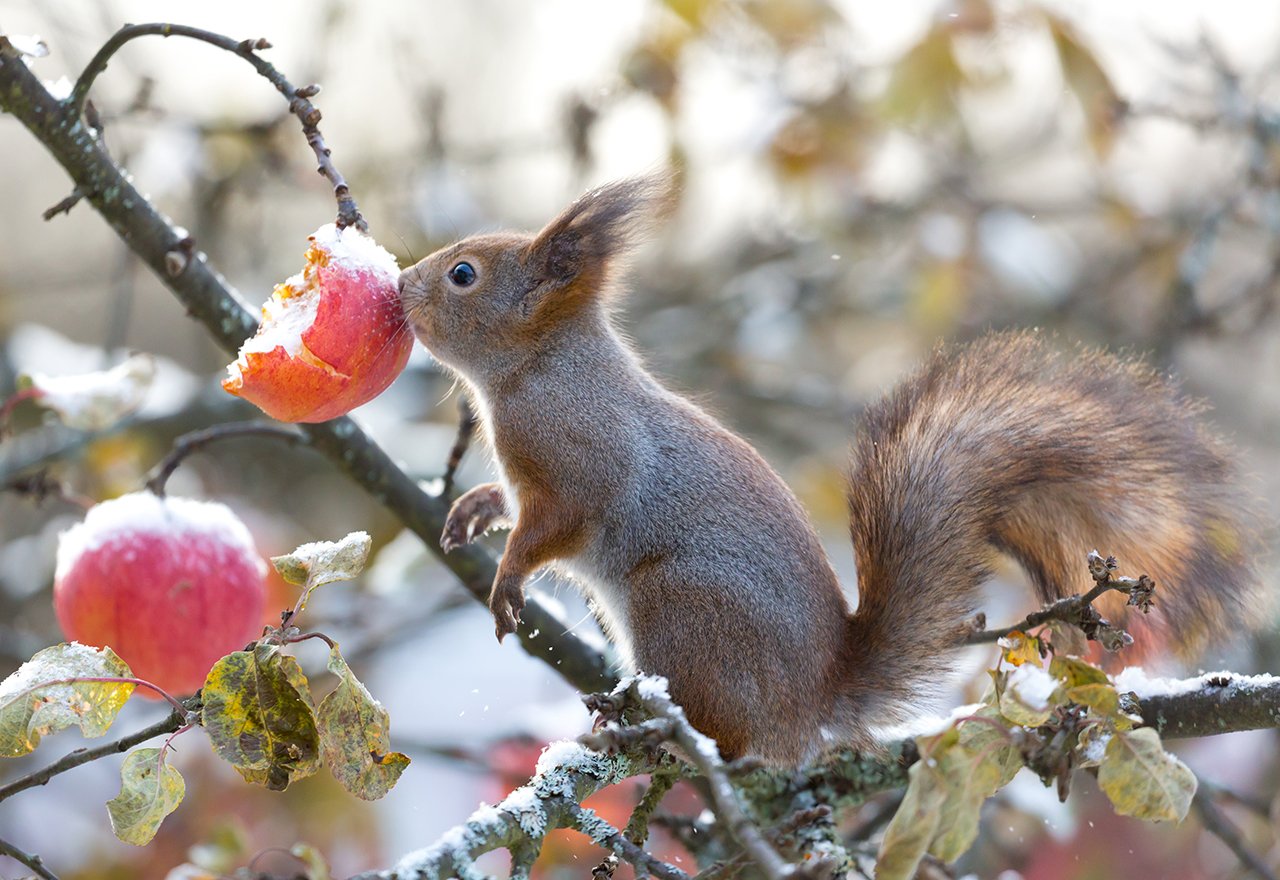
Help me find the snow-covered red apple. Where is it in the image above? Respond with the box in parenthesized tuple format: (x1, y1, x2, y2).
(223, 224, 411, 423)
(53, 491, 267, 696)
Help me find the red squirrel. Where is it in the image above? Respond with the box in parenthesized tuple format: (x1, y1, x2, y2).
(398, 175, 1259, 764)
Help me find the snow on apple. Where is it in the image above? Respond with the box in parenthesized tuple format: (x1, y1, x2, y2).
(53, 491, 267, 697)
(222, 224, 412, 423)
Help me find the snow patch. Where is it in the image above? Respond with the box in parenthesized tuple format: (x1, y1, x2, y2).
(1006, 663, 1058, 711)
(55, 491, 266, 581)
(874, 702, 987, 741)
(310, 223, 400, 281)
(534, 740, 594, 776)
(1114, 667, 1279, 699)
(0, 641, 117, 703)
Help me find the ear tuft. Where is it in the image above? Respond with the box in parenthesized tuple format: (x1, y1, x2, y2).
(525, 172, 676, 299)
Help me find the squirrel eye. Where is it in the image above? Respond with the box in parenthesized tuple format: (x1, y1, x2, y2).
(447, 262, 476, 287)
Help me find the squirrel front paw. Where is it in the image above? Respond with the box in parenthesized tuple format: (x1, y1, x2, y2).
(489, 580, 525, 642)
(441, 483, 508, 553)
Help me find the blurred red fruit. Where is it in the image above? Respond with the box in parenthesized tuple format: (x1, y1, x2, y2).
(53, 491, 267, 697)
(223, 224, 411, 423)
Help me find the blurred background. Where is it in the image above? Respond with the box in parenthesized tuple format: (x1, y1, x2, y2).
(1, 0, 1279, 877)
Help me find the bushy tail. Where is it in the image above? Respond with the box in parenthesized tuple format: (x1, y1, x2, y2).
(840, 332, 1260, 717)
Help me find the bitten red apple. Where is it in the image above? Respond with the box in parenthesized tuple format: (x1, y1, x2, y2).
(222, 224, 411, 423)
(53, 491, 267, 696)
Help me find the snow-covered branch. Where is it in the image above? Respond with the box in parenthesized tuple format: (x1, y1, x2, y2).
(360, 670, 1280, 879)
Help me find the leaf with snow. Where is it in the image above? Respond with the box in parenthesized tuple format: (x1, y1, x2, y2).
(21, 353, 156, 431)
(201, 644, 320, 790)
(317, 645, 409, 800)
(272, 531, 371, 612)
(1098, 728, 1196, 822)
(0, 643, 135, 757)
(107, 747, 185, 845)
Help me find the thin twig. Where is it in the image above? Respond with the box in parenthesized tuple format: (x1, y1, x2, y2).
(631, 683, 800, 880)
(0, 706, 187, 804)
(572, 806, 690, 880)
(67, 23, 364, 229)
(0, 836, 60, 880)
(145, 421, 306, 496)
(964, 550, 1154, 648)
(1192, 784, 1279, 880)
(41, 189, 83, 221)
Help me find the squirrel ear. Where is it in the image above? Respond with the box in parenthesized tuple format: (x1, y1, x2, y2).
(523, 173, 675, 308)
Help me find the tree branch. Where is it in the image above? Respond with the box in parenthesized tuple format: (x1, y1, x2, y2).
(0, 45, 616, 697)
(362, 670, 1280, 878)
(67, 23, 363, 230)
(964, 550, 1155, 651)
(145, 421, 306, 496)
(0, 707, 185, 804)
(0, 836, 60, 880)
(1192, 783, 1278, 880)
(1138, 673, 1280, 739)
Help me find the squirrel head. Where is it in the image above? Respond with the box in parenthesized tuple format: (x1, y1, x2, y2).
(399, 174, 672, 382)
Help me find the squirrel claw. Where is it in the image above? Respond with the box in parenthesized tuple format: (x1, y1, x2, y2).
(490, 584, 525, 642)
(443, 485, 507, 553)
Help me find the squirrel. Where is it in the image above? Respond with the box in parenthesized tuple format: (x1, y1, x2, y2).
(398, 175, 1260, 765)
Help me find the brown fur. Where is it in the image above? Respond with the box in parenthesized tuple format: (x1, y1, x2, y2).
(399, 175, 1261, 763)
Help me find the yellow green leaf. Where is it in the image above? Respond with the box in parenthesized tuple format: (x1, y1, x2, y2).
(201, 644, 320, 790)
(317, 645, 409, 800)
(1049, 654, 1108, 688)
(999, 631, 1041, 667)
(881, 26, 966, 124)
(0, 643, 135, 757)
(929, 742, 1005, 861)
(1098, 728, 1196, 822)
(1047, 15, 1120, 156)
(1066, 682, 1120, 717)
(956, 708, 1023, 790)
(875, 757, 947, 880)
(106, 747, 185, 845)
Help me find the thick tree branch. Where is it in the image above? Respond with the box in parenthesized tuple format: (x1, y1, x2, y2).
(1137, 673, 1280, 739)
(0, 47, 616, 696)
